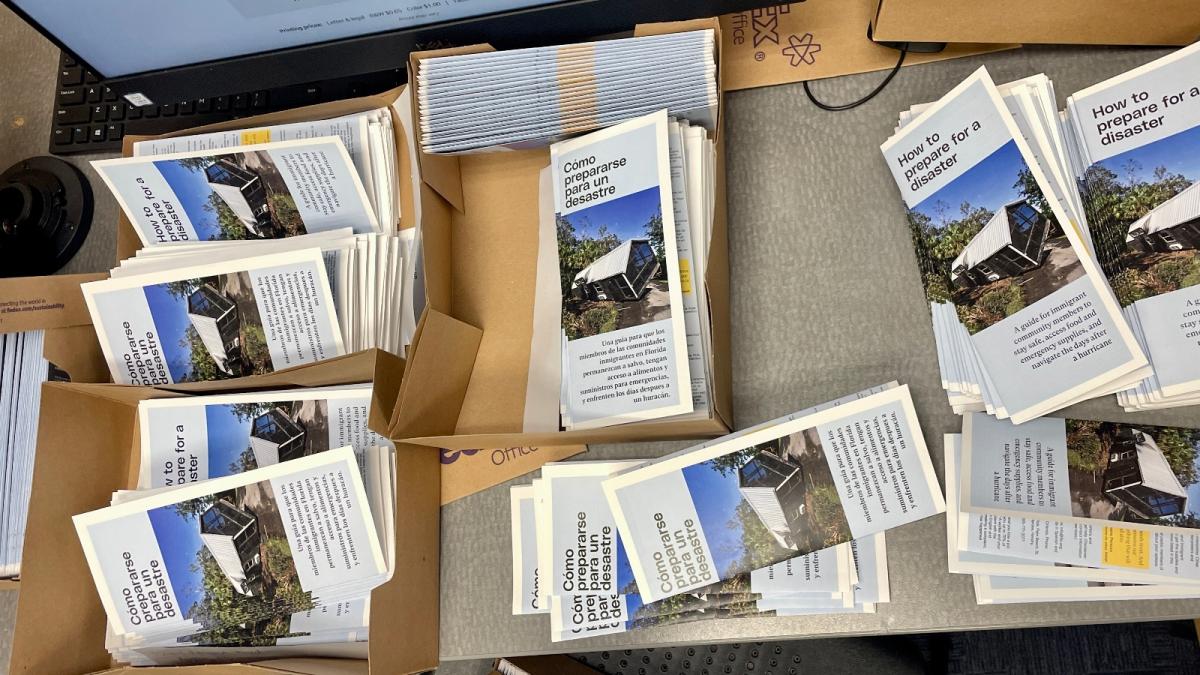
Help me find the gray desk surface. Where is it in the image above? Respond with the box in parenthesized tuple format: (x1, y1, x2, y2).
(1, 3, 1198, 669)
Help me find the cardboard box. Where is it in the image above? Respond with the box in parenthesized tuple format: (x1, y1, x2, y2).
(0, 273, 110, 387)
(394, 18, 734, 450)
(871, 0, 1200, 46)
(0, 273, 109, 591)
(7, 350, 440, 675)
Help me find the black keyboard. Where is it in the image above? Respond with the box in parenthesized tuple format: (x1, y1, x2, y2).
(50, 53, 406, 155)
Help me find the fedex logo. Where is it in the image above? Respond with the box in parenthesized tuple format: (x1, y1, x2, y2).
(729, 4, 797, 48)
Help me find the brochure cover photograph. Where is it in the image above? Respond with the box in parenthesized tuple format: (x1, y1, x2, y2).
(552, 110, 693, 429)
(83, 250, 344, 385)
(74, 449, 387, 638)
(139, 387, 385, 488)
(605, 386, 943, 602)
(881, 66, 1146, 423)
(94, 138, 381, 247)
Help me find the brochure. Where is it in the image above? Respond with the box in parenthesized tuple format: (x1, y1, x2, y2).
(94, 138, 381, 247)
(552, 110, 694, 429)
(510, 484, 548, 615)
(137, 386, 387, 489)
(959, 413, 1200, 583)
(82, 249, 344, 384)
(881, 66, 1147, 423)
(1065, 43, 1200, 407)
(74, 447, 388, 639)
(604, 385, 943, 602)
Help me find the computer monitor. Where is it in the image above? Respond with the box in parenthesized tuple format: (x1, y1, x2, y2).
(5, 0, 770, 106)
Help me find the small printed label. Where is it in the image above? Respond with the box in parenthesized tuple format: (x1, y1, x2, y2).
(241, 129, 272, 145)
(123, 92, 153, 107)
(1101, 526, 1150, 569)
(679, 258, 692, 294)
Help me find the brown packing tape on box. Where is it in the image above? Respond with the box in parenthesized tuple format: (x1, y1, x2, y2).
(872, 0, 1200, 46)
(8, 351, 439, 675)
(719, 1, 1018, 93)
(401, 18, 734, 451)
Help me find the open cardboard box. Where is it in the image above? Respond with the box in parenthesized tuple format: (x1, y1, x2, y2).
(7, 350, 441, 675)
(871, 0, 1200, 46)
(0, 273, 109, 591)
(391, 17, 734, 450)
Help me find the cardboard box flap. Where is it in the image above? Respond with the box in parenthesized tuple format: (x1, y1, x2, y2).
(0, 273, 106, 334)
(388, 309, 482, 439)
(11, 384, 142, 675)
(156, 349, 387, 394)
(407, 44, 499, 212)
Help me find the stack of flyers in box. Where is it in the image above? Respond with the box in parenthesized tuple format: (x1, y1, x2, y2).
(76, 445, 397, 666)
(546, 110, 716, 431)
(83, 250, 347, 385)
(0, 330, 68, 579)
(416, 30, 717, 154)
(128, 108, 401, 235)
(135, 386, 391, 489)
(92, 101, 425, 356)
(946, 412, 1200, 605)
(507, 385, 919, 641)
(882, 66, 1152, 422)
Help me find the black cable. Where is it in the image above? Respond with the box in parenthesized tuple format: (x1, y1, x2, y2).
(803, 46, 908, 112)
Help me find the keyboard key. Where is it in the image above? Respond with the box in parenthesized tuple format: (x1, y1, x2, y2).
(107, 103, 126, 121)
(303, 85, 322, 102)
(57, 88, 85, 105)
(89, 104, 107, 122)
(251, 91, 269, 109)
(126, 105, 143, 120)
(106, 122, 124, 140)
(85, 85, 103, 103)
(214, 96, 230, 112)
(60, 66, 83, 86)
(84, 71, 99, 84)
(232, 93, 248, 110)
(54, 107, 90, 125)
(71, 126, 88, 143)
(179, 100, 195, 115)
(143, 105, 159, 118)
(103, 87, 117, 102)
(196, 97, 212, 113)
(63, 55, 77, 67)
(52, 127, 72, 146)
(159, 103, 177, 116)
(89, 125, 106, 142)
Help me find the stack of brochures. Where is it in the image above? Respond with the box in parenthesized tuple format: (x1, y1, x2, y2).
(75, 385, 395, 666)
(510, 384, 950, 640)
(883, 42, 1200, 418)
(947, 414, 1200, 605)
(0, 330, 67, 579)
(417, 30, 717, 154)
(89, 103, 424, 360)
(537, 110, 716, 431)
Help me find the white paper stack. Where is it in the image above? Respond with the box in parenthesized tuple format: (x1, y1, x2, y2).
(0, 329, 60, 579)
(510, 460, 888, 642)
(543, 111, 716, 432)
(946, 411, 1200, 605)
(891, 43, 1200, 416)
(75, 445, 396, 666)
(91, 100, 425, 356)
(131, 109, 401, 235)
(883, 67, 1152, 422)
(417, 30, 717, 154)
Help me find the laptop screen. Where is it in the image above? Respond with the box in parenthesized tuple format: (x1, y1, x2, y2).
(13, 0, 559, 78)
